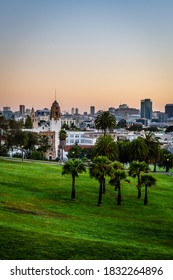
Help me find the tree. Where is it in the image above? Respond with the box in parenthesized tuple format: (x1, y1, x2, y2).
(61, 123, 70, 130)
(117, 140, 130, 164)
(140, 174, 157, 205)
(165, 126, 173, 133)
(25, 115, 33, 129)
(9, 119, 24, 129)
(127, 123, 143, 131)
(67, 143, 82, 159)
(143, 132, 160, 172)
(93, 135, 119, 193)
(80, 147, 94, 160)
(0, 116, 9, 130)
(94, 110, 116, 135)
(109, 169, 129, 205)
(37, 135, 50, 153)
(24, 132, 38, 157)
(144, 126, 159, 132)
(129, 138, 148, 162)
(89, 156, 111, 206)
(93, 135, 118, 161)
(111, 161, 124, 171)
(129, 161, 150, 199)
(116, 119, 127, 128)
(30, 150, 44, 160)
(10, 130, 29, 160)
(158, 149, 173, 172)
(59, 129, 67, 161)
(62, 159, 86, 200)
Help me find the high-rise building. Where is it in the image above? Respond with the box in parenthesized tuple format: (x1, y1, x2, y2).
(3, 107, 11, 111)
(71, 107, 74, 115)
(2, 107, 13, 119)
(19, 105, 25, 116)
(140, 99, 152, 120)
(75, 108, 79, 115)
(90, 106, 95, 115)
(165, 104, 173, 118)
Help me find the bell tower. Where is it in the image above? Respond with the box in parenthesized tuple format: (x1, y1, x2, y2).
(50, 100, 61, 120)
(50, 99, 61, 158)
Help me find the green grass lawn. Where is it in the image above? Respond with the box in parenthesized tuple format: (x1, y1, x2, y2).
(0, 158, 173, 260)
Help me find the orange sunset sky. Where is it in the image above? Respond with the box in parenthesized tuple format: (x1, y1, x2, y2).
(0, 0, 173, 113)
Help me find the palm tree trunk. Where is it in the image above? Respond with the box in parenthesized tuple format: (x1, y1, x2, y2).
(166, 165, 169, 172)
(102, 177, 106, 193)
(71, 175, 76, 200)
(137, 186, 141, 199)
(153, 162, 157, 172)
(137, 174, 141, 199)
(144, 185, 148, 205)
(117, 181, 121, 205)
(98, 181, 103, 206)
(61, 148, 63, 161)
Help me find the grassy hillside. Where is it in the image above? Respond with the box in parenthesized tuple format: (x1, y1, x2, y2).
(0, 158, 173, 260)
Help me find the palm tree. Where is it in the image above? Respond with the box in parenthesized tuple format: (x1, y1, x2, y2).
(93, 135, 119, 161)
(143, 132, 160, 172)
(59, 129, 67, 161)
(129, 138, 148, 162)
(140, 174, 157, 205)
(129, 161, 150, 199)
(111, 161, 124, 170)
(94, 110, 116, 135)
(158, 148, 173, 173)
(109, 169, 129, 205)
(89, 156, 111, 206)
(93, 135, 118, 193)
(117, 140, 131, 165)
(62, 159, 86, 200)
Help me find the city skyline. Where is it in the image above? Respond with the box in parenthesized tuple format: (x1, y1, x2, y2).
(0, 0, 173, 113)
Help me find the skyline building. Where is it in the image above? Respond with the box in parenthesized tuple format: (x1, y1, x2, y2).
(90, 106, 95, 115)
(140, 99, 152, 120)
(165, 104, 173, 118)
(2, 106, 13, 120)
(19, 105, 25, 116)
(71, 107, 74, 115)
(75, 108, 79, 115)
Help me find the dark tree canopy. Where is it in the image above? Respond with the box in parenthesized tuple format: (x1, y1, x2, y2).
(93, 135, 118, 161)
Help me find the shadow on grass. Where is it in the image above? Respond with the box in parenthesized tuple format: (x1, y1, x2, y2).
(0, 225, 172, 260)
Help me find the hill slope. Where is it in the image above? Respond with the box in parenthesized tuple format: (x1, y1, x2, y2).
(0, 159, 173, 259)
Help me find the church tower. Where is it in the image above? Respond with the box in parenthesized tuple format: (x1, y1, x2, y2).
(30, 107, 38, 129)
(50, 100, 61, 120)
(50, 99, 61, 158)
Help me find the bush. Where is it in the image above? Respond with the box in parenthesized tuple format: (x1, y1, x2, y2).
(30, 150, 44, 160)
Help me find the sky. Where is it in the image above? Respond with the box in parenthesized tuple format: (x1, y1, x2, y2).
(0, 0, 173, 113)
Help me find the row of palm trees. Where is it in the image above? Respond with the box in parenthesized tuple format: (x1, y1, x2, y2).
(60, 110, 172, 207)
(62, 157, 157, 206)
